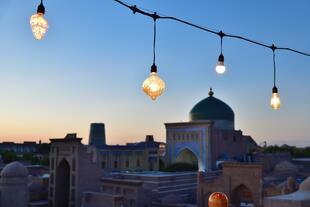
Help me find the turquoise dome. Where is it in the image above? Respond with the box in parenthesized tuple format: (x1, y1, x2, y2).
(190, 89, 234, 121)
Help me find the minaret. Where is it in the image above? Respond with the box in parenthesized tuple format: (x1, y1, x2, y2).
(88, 123, 106, 147)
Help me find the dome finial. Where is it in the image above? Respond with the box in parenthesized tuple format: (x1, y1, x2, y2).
(209, 87, 214, 97)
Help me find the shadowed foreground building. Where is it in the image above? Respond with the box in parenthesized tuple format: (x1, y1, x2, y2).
(48, 130, 162, 207)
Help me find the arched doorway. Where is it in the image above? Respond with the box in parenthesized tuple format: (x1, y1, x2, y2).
(231, 184, 254, 206)
(55, 159, 70, 207)
(176, 148, 198, 166)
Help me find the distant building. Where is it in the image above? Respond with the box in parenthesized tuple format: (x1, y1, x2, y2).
(0, 140, 50, 156)
(0, 141, 38, 154)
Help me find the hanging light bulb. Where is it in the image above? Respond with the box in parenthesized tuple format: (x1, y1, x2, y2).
(208, 192, 229, 207)
(270, 45, 281, 110)
(271, 86, 281, 109)
(215, 31, 226, 74)
(142, 64, 166, 100)
(216, 54, 226, 74)
(30, 0, 48, 40)
(142, 14, 166, 101)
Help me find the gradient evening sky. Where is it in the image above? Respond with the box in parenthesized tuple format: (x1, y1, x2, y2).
(0, 0, 309, 146)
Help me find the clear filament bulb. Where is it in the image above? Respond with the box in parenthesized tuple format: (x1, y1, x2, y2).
(271, 92, 281, 110)
(216, 61, 226, 74)
(30, 13, 48, 40)
(142, 72, 165, 100)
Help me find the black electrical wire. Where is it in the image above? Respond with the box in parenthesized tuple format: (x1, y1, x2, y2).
(273, 50, 276, 87)
(113, 0, 310, 57)
(153, 18, 156, 65)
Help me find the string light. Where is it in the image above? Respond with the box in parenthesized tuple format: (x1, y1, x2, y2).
(270, 45, 281, 110)
(216, 31, 226, 74)
(30, 0, 48, 40)
(142, 15, 166, 101)
(113, 0, 309, 107)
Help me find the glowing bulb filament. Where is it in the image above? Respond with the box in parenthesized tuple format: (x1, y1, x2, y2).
(270, 86, 281, 110)
(216, 62, 226, 74)
(216, 54, 226, 74)
(30, 13, 48, 40)
(142, 72, 165, 100)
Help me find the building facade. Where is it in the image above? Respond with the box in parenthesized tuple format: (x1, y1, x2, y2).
(165, 88, 257, 172)
(49, 124, 162, 207)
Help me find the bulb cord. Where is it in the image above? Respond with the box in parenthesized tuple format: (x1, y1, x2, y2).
(272, 45, 276, 87)
(153, 17, 157, 65)
(220, 36, 223, 55)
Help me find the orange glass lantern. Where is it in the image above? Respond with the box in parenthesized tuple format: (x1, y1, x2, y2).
(208, 192, 229, 207)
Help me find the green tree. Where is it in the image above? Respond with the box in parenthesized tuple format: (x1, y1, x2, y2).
(1, 151, 18, 163)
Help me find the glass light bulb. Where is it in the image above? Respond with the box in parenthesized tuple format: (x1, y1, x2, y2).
(216, 61, 226, 74)
(271, 92, 281, 110)
(142, 72, 165, 100)
(30, 13, 48, 40)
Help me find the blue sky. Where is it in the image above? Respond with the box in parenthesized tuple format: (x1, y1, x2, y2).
(0, 0, 309, 146)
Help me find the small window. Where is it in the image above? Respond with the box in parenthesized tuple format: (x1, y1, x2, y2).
(51, 158, 55, 170)
(72, 158, 76, 171)
(72, 174, 75, 186)
(114, 161, 118, 168)
(49, 187, 53, 197)
(50, 173, 54, 184)
(101, 161, 106, 168)
(71, 189, 75, 201)
(126, 160, 129, 168)
(137, 159, 140, 167)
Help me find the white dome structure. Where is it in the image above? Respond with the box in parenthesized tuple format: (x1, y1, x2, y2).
(0, 161, 28, 177)
(264, 177, 310, 207)
(300, 177, 310, 192)
(0, 161, 29, 207)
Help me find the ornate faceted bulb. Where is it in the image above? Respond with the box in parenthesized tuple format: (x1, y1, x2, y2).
(142, 64, 165, 100)
(270, 86, 281, 110)
(30, 1, 48, 40)
(216, 54, 226, 74)
(208, 192, 229, 207)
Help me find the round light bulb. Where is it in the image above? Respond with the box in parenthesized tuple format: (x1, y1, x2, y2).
(216, 62, 226, 74)
(270, 86, 281, 110)
(216, 54, 226, 74)
(142, 72, 165, 100)
(208, 192, 229, 207)
(30, 12, 48, 40)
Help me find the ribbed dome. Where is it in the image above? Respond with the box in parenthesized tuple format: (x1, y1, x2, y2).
(300, 177, 310, 192)
(190, 88, 234, 121)
(1, 161, 28, 178)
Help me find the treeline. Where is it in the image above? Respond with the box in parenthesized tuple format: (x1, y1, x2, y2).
(0, 151, 49, 165)
(0, 143, 50, 165)
(262, 144, 310, 158)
